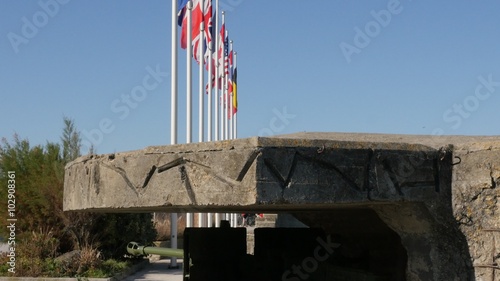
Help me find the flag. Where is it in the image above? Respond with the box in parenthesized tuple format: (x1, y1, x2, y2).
(194, 0, 213, 63)
(180, 0, 201, 49)
(227, 49, 233, 95)
(232, 59, 237, 115)
(217, 22, 225, 78)
(177, 0, 189, 26)
(192, 5, 204, 63)
(227, 50, 237, 119)
(206, 22, 225, 92)
(179, 0, 201, 50)
(205, 10, 228, 94)
(205, 53, 216, 93)
(179, 0, 213, 64)
(223, 31, 229, 76)
(205, 5, 215, 72)
(203, 0, 213, 51)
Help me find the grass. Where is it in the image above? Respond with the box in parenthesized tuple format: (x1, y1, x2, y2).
(78, 259, 138, 278)
(0, 251, 143, 278)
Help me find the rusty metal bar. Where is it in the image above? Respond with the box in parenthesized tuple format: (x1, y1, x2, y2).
(473, 264, 500, 270)
(482, 228, 500, 232)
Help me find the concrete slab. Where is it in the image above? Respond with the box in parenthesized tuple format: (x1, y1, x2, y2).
(64, 132, 500, 213)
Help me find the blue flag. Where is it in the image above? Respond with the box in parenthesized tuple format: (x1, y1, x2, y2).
(178, 0, 189, 26)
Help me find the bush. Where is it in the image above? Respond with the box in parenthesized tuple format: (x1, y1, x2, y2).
(9, 229, 59, 277)
(0, 118, 157, 277)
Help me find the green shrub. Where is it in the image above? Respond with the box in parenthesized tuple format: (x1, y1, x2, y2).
(0, 118, 157, 277)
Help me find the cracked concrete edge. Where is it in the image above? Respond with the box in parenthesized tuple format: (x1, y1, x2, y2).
(63, 141, 261, 212)
(272, 132, 500, 150)
(64, 137, 260, 171)
(65, 133, 500, 170)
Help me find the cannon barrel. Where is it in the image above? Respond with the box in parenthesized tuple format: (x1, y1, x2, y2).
(127, 242, 184, 258)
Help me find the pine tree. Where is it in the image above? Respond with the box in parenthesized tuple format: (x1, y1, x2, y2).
(61, 117, 81, 163)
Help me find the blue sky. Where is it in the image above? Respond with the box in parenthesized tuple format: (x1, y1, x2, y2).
(1, 0, 499, 154)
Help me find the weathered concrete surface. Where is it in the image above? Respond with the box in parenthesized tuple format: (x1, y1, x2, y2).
(65, 132, 482, 212)
(64, 132, 500, 280)
(451, 142, 500, 281)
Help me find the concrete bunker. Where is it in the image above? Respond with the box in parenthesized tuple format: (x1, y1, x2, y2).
(63, 133, 500, 280)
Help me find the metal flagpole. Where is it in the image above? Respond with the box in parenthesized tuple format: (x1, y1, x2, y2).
(220, 12, 225, 142)
(220, 28, 227, 140)
(198, 21, 206, 227)
(207, 27, 212, 142)
(206, 0, 214, 228)
(186, 1, 193, 145)
(198, 24, 204, 145)
(228, 39, 235, 227)
(233, 51, 237, 140)
(234, 111, 237, 139)
(186, 0, 193, 229)
(229, 40, 233, 140)
(214, 7, 222, 228)
(214, 5, 220, 144)
(170, 0, 179, 268)
(223, 29, 229, 141)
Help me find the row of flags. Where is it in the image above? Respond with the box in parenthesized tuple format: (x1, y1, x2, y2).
(177, 0, 237, 119)
(168, 0, 240, 244)
(172, 0, 240, 232)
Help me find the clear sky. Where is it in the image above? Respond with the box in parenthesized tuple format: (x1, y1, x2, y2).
(1, 0, 499, 154)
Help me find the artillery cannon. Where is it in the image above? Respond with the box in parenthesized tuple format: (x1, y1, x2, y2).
(127, 225, 247, 281)
(126, 241, 184, 258)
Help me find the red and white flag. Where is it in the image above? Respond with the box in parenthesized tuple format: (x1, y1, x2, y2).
(179, 0, 213, 64)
